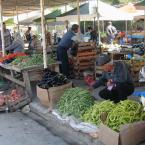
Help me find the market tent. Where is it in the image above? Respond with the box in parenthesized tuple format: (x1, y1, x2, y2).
(119, 3, 144, 17)
(97, 1, 133, 21)
(134, 0, 145, 43)
(0, 0, 86, 67)
(56, 3, 97, 22)
(4, 18, 15, 26)
(0, 0, 85, 17)
(34, 10, 61, 23)
(56, 1, 133, 22)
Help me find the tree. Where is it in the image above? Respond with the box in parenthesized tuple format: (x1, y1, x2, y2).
(103, 0, 138, 5)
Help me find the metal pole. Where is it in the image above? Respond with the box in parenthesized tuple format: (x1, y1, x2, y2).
(144, 10, 145, 43)
(125, 20, 127, 35)
(93, 17, 95, 29)
(40, 0, 47, 68)
(84, 21, 86, 34)
(77, 0, 80, 26)
(16, 6, 20, 32)
(102, 21, 104, 33)
(97, 0, 100, 44)
(0, 0, 5, 56)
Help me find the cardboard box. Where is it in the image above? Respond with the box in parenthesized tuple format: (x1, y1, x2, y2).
(99, 121, 145, 145)
(37, 82, 72, 108)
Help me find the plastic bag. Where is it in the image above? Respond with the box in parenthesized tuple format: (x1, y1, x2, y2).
(139, 66, 145, 82)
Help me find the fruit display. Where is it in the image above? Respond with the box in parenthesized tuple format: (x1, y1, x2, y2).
(37, 70, 70, 89)
(0, 94, 5, 106)
(57, 87, 95, 118)
(6, 89, 22, 103)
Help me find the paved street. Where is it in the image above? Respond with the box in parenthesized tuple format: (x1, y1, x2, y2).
(0, 112, 69, 145)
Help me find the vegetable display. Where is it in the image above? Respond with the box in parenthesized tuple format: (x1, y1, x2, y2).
(57, 87, 94, 118)
(0, 53, 27, 64)
(11, 54, 56, 68)
(81, 101, 115, 125)
(106, 100, 144, 131)
(37, 70, 70, 89)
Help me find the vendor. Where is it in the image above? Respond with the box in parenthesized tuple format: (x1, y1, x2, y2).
(57, 24, 79, 77)
(5, 32, 24, 53)
(91, 61, 134, 103)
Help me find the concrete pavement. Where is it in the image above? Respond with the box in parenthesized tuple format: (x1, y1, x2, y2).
(0, 112, 69, 145)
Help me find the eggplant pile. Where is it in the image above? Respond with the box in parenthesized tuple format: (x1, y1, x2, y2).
(37, 70, 70, 89)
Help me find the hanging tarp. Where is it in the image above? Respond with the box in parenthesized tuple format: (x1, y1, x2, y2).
(34, 10, 61, 23)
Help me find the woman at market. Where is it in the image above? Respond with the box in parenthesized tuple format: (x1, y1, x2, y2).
(91, 61, 134, 103)
(5, 32, 24, 53)
(57, 24, 79, 77)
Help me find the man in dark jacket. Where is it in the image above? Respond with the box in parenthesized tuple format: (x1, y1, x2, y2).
(57, 24, 79, 77)
(92, 61, 134, 103)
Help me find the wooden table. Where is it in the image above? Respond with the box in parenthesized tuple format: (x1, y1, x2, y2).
(108, 51, 134, 61)
(0, 63, 60, 98)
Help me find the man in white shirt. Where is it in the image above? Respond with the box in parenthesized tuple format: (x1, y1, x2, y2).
(106, 21, 117, 44)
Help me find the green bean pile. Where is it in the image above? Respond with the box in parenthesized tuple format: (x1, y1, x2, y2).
(106, 100, 144, 131)
(57, 87, 95, 118)
(81, 101, 116, 125)
(11, 54, 55, 68)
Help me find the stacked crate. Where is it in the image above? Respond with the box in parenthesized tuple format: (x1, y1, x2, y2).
(96, 66, 103, 81)
(72, 42, 97, 78)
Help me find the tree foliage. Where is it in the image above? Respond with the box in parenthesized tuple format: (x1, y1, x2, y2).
(102, 0, 138, 5)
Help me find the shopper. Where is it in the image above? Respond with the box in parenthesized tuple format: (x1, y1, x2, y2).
(106, 21, 117, 44)
(91, 61, 134, 103)
(5, 32, 24, 53)
(25, 27, 32, 43)
(57, 24, 79, 77)
(85, 26, 98, 42)
(0, 22, 12, 49)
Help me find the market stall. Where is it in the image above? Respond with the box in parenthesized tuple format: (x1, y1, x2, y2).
(0, 1, 145, 145)
(0, 53, 59, 97)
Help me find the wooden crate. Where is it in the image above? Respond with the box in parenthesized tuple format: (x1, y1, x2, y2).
(0, 105, 7, 112)
(72, 42, 97, 78)
(7, 96, 31, 112)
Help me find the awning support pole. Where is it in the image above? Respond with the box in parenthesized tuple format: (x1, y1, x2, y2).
(40, 0, 47, 68)
(77, 0, 80, 26)
(102, 21, 104, 33)
(16, 6, 20, 32)
(125, 20, 128, 35)
(0, 0, 5, 56)
(84, 21, 86, 33)
(97, 0, 100, 44)
(144, 10, 145, 43)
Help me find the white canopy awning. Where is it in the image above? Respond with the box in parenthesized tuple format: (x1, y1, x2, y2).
(56, 0, 134, 22)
